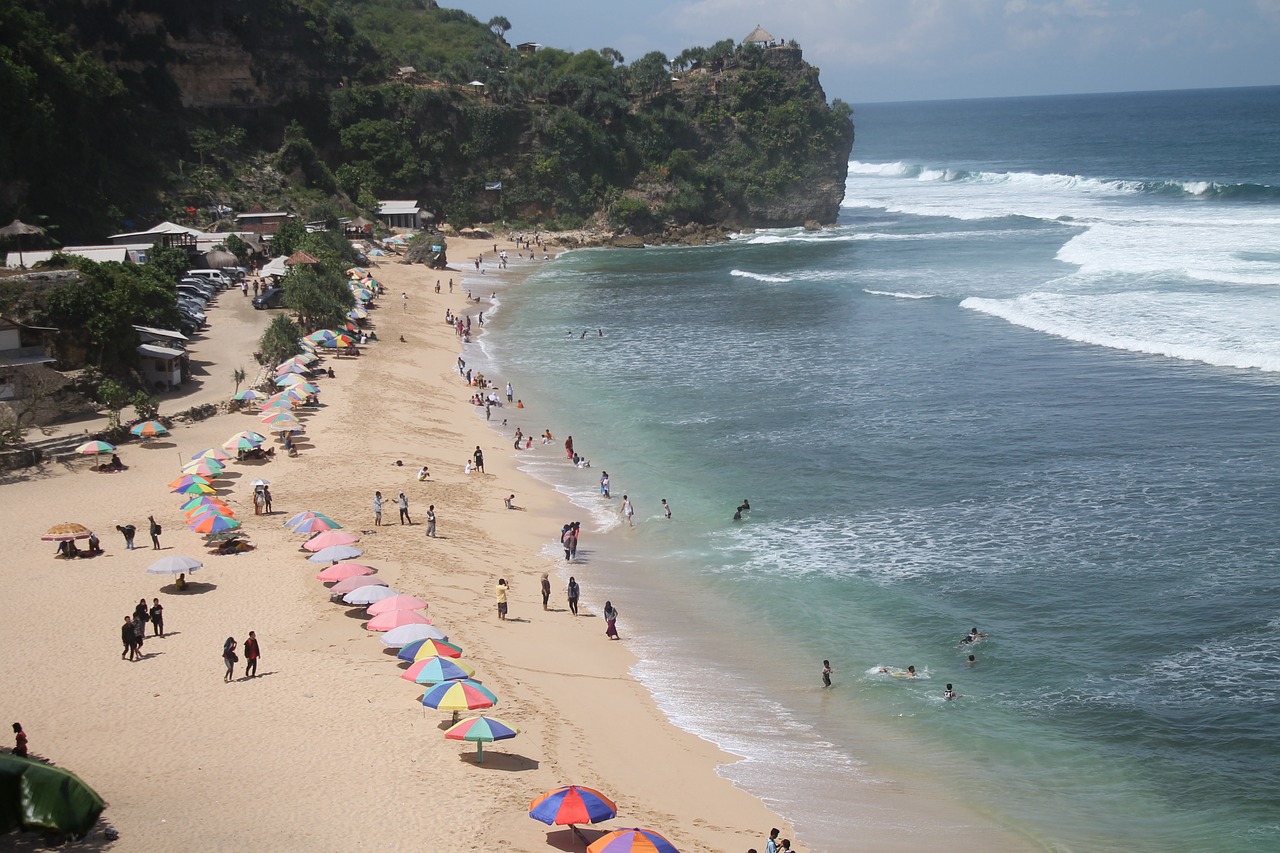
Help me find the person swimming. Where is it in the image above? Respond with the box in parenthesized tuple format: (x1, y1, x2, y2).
(943, 683, 958, 700)
(960, 628, 989, 645)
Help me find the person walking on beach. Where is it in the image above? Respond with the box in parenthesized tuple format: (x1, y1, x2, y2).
(622, 495, 634, 527)
(147, 515, 161, 549)
(116, 523, 136, 550)
(604, 601, 619, 639)
(373, 491, 383, 526)
(567, 577, 580, 616)
(401, 292, 408, 312)
(244, 631, 261, 678)
(426, 504, 437, 538)
(134, 598, 150, 632)
(496, 578, 509, 621)
(150, 598, 164, 637)
(561, 524, 573, 561)
(822, 660, 833, 688)
(569, 522, 579, 560)
(766, 828, 781, 853)
(121, 616, 137, 661)
(541, 573, 551, 610)
(12, 723, 27, 758)
(262, 486, 272, 514)
(397, 492, 411, 525)
(131, 613, 146, 655)
(473, 446, 485, 473)
(223, 636, 238, 682)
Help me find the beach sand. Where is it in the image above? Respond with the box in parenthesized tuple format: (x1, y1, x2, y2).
(1, 242, 791, 852)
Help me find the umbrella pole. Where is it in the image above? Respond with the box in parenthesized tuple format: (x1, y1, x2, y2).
(476, 741, 483, 763)
(571, 824, 587, 847)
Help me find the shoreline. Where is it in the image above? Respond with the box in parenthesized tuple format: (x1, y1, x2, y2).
(0, 240, 792, 852)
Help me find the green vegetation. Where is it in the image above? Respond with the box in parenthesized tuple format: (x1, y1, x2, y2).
(1, 1, 853, 239)
(257, 314, 304, 368)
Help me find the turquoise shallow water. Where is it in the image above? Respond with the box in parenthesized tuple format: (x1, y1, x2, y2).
(465, 87, 1280, 852)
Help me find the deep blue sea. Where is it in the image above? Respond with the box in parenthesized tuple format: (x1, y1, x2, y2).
(471, 87, 1280, 852)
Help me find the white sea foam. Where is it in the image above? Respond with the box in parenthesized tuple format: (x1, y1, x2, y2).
(863, 289, 936, 300)
(730, 269, 793, 283)
(962, 291, 1280, 372)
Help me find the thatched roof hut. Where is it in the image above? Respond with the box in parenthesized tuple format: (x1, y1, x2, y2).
(743, 25, 775, 44)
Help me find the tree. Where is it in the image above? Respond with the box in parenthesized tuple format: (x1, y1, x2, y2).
(97, 378, 130, 428)
(257, 315, 302, 368)
(283, 266, 355, 332)
(271, 220, 307, 258)
(223, 234, 250, 263)
(131, 391, 158, 421)
(487, 16, 511, 38)
(232, 367, 246, 394)
(600, 47, 625, 66)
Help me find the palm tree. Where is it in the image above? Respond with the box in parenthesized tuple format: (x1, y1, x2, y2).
(232, 367, 246, 394)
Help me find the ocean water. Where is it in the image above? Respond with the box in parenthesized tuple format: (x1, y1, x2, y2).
(470, 87, 1280, 852)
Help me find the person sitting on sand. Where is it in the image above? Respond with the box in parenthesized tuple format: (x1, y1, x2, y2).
(175, 572, 188, 592)
(108, 453, 124, 471)
(417, 465, 430, 482)
(86, 532, 101, 555)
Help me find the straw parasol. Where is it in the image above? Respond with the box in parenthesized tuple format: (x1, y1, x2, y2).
(0, 219, 46, 268)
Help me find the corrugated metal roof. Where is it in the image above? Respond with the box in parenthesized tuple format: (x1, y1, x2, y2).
(5, 245, 151, 267)
(137, 343, 184, 359)
(376, 200, 422, 216)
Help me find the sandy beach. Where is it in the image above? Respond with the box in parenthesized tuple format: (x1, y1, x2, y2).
(1, 241, 793, 852)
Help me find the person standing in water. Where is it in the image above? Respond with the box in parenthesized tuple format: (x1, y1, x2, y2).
(822, 660, 833, 688)
(621, 495, 634, 526)
(662, 499, 671, 519)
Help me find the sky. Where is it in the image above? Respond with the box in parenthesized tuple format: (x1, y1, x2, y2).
(447, 0, 1280, 103)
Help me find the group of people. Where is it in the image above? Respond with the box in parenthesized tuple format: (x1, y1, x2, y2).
(752, 827, 796, 852)
(861, 627, 988, 700)
(121, 597, 164, 661)
(252, 484, 273, 515)
(115, 516, 162, 550)
(55, 531, 102, 558)
(221, 631, 261, 682)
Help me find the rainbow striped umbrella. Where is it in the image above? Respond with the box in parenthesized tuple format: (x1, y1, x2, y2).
(171, 481, 215, 495)
(444, 715, 518, 763)
(129, 420, 168, 438)
(168, 474, 212, 490)
(190, 447, 232, 463)
(180, 495, 227, 513)
(399, 637, 463, 662)
(232, 389, 262, 401)
(223, 434, 263, 452)
(402, 655, 474, 685)
(304, 330, 339, 344)
(190, 514, 240, 534)
(529, 785, 619, 828)
(181, 458, 224, 477)
(420, 679, 496, 713)
(587, 829, 680, 853)
(75, 440, 115, 455)
(275, 362, 307, 376)
(284, 511, 340, 533)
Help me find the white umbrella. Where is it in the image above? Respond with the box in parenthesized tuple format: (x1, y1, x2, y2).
(250, 479, 270, 487)
(380, 623, 449, 648)
(307, 545, 364, 563)
(343, 586, 399, 606)
(146, 555, 204, 574)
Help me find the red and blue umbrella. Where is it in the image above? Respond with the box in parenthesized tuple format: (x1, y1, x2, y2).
(421, 679, 496, 714)
(529, 785, 618, 827)
(401, 655, 475, 684)
(444, 715, 518, 763)
(587, 828, 680, 853)
(398, 637, 463, 662)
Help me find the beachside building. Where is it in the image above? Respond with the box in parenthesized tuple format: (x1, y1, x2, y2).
(743, 25, 777, 46)
(107, 222, 199, 253)
(136, 343, 184, 391)
(235, 211, 295, 236)
(375, 200, 427, 230)
(517, 42, 542, 56)
(133, 325, 189, 352)
(4, 244, 149, 268)
(0, 318, 57, 368)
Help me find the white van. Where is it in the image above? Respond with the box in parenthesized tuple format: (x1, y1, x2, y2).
(186, 269, 233, 289)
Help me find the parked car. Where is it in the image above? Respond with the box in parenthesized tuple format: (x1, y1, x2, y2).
(178, 277, 218, 298)
(186, 269, 233, 289)
(252, 286, 285, 309)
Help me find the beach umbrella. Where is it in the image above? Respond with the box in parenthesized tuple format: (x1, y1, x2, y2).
(204, 529, 247, 543)
(587, 829, 680, 853)
(168, 474, 212, 489)
(316, 562, 375, 583)
(274, 373, 307, 387)
(304, 330, 339, 344)
(399, 637, 463, 662)
(0, 753, 105, 838)
(278, 386, 308, 402)
(0, 219, 47, 269)
(40, 522, 93, 542)
(145, 555, 203, 575)
(366, 593, 428, 616)
(341, 584, 397, 605)
(348, 307, 369, 320)
(231, 430, 268, 444)
(180, 495, 228, 512)
(190, 447, 232, 463)
(181, 458, 224, 478)
(275, 362, 307, 376)
(190, 514, 240, 534)
(444, 715, 518, 763)
(402, 655, 474, 684)
(74, 440, 115, 455)
(129, 420, 168, 438)
(184, 501, 234, 519)
(171, 481, 215, 495)
(259, 396, 295, 412)
(529, 785, 619, 829)
(365, 609, 431, 632)
(232, 389, 262, 402)
(319, 334, 355, 348)
(284, 511, 340, 533)
(307, 544, 364, 564)
(223, 434, 263, 452)
(421, 679, 496, 713)
(329, 575, 388, 595)
(380, 623, 448, 648)
(303, 530, 360, 551)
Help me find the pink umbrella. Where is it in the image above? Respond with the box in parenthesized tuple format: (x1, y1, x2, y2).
(315, 562, 375, 582)
(303, 530, 361, 552)
(366, 610, 432, 632)
(328, 576, 389, 595)
(366, 594, 429, 616)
